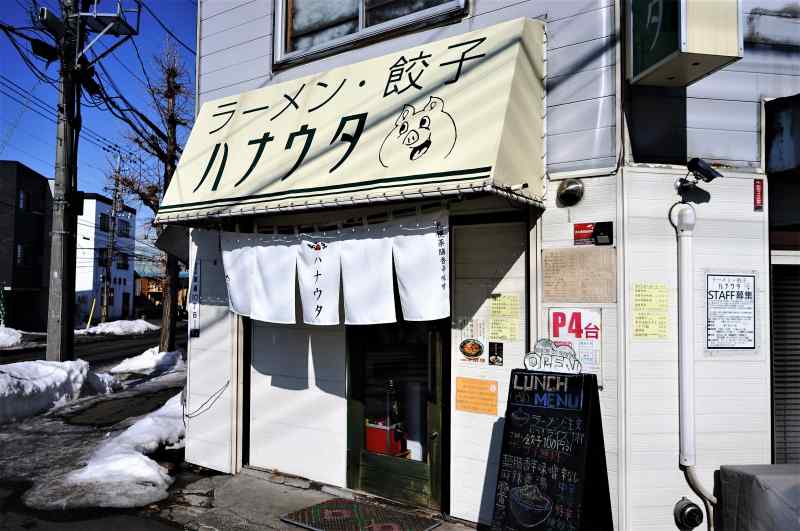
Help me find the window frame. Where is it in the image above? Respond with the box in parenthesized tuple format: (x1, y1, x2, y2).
(273, 0, 467, 69)
(118, 219, 131, 238)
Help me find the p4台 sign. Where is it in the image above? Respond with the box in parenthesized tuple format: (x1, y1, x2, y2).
(548, 307, 602, 377)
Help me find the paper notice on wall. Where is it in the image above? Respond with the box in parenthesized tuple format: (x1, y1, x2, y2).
(455, 377, 498, 415)
(706, 274, 756, 350)
(633, 282, 669, 339)
(457, 317, 489, 367)
(489, 293, 521, 341)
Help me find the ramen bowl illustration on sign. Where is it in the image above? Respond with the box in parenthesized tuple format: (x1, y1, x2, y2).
(459, 338, 484, 358)
(509, 485, 553, 528)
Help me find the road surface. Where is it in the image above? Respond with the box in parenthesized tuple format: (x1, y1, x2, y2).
(0, 326, 188, 365)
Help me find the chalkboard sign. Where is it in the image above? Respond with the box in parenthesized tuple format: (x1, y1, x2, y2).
(491, 370, 612, 531)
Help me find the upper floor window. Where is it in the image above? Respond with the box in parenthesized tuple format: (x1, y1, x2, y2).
(15, 243, 26, 266)
(118, 219, 131, 238)
(274, 0, 466, 67)
(99, 213, 110, 232)
(17, 189, 28, 211)
(117, 252, 129, 270)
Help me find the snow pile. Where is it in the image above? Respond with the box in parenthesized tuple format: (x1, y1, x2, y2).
(0, 360, 89, 423)
(65, 392, 185, 507)
(108, 346, 182, 376)
(76, 319, 159, 336)
(85, 371, 122, 394)
(0, 326, 23, 348)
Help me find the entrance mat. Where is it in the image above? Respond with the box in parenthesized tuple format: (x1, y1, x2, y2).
(281, 498, 441, 531)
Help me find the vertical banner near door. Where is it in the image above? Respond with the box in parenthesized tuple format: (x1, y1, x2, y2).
(548, 308, 602, 378)
(706, 273, 756, 351)
(340, 229, 396, 325)
(251, 235, 298, 324)
(189, 253, 201, 338)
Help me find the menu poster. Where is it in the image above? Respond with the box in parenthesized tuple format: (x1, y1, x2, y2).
(491, 370, 612, 531)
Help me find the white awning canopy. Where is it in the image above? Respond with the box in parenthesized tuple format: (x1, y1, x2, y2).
(156, 18, 545, 224)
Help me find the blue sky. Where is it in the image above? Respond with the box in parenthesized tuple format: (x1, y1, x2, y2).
(0, 0, 196, 243)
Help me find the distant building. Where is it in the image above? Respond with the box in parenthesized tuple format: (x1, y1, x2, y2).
(75, 193, 136, 323)
(0, 161, 51, 331)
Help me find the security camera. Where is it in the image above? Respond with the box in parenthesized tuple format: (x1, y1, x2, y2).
(673, 497, 704, 530)
(687, 158, 722, 183)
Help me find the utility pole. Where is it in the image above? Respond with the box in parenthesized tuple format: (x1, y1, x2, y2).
(45, 0, 84, 361)
(36, 1, 140, 361)
(101, 152, 122, 323)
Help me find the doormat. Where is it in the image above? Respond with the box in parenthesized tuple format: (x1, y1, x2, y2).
(281, 498, 441, 531)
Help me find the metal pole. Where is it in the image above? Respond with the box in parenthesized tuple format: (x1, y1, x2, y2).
(670, 200, 716, 530)
(101, 152, 121, 322)
(46, 0, 81, 361)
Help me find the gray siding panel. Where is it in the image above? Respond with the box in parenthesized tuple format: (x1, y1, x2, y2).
(685, 99, 759, 132)
(548, 125, 615, 164)
(200, 16, 272, 56)
(546, 5, 614, 49)
(198, 0, 619, 172)
(200, 36, 272, 77)
(546, 65, 615, 106)
(547, 95, 614, 135)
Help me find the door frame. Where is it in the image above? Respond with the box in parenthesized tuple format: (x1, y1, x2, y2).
(346, 320, 449, 510)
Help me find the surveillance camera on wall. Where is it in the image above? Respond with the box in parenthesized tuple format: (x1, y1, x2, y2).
(687, 158, 723, 183)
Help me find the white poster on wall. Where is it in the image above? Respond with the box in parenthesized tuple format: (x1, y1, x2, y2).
(706, 274, 756, 350)
(547, 307, 602, 376)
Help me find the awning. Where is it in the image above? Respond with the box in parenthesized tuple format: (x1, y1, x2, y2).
(155, 18, 545, 224)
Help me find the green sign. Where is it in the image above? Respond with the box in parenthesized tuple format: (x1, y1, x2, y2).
(632, 0, 679, 79)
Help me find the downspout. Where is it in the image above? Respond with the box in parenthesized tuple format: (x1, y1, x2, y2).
(669, 200, 717, 531)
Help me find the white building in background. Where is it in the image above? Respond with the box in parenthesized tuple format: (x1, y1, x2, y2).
(75, 193, 136, 323)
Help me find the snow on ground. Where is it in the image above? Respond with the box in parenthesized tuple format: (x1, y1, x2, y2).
(108, 346, 182, 376)
(64, 392, 185, 508)
(0, 360, 89, 423)
(76, 319, 159, 336)
(0, 326, 23, 348)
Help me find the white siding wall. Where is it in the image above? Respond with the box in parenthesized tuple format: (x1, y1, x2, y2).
(538, 175, 621, 528)
(197, 0, 618, 173)
(185, 229, 238, 473)
(622, 167, 771, 531)
(249, 322, 348, 487)
(686, 2, 800, 167)
(449, 222, 527, 523)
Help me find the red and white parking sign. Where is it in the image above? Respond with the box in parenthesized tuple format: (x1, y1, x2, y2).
(547, 307, 602, 375)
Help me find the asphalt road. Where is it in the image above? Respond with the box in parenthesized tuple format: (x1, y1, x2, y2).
(0, 326, 188, 365)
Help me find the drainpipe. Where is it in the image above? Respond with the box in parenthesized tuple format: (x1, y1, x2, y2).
(670, 200, 717, 531)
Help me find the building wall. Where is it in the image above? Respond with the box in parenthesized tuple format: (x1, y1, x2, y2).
(185, 228, 238, 473)
(621, 166, 771, 531)
(197, 0, 619, 174)
(76, 198, 136, 322)
(537, 175, 621, 527)
(449, 221, 528, 523)
(0, 161, 51, 331)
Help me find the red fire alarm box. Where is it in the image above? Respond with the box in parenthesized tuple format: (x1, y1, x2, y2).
(365, 422, 406, 456)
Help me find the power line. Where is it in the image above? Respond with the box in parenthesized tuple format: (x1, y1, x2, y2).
(138, 1, 195, 55)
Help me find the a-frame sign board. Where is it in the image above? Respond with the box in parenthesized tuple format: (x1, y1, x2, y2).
(491, 370, 613, 531)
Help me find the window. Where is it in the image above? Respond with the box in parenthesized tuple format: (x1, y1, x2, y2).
(98, 248, 109, 267)
(117, 219, 131, 238)
(99, 213, 110, 232)
(275, 0, 465, 66)
(17, 189, 28, 211)
(117, 252, 129, 270)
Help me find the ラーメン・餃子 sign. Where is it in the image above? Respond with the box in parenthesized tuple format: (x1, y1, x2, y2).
(155, 17, 545, 223)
